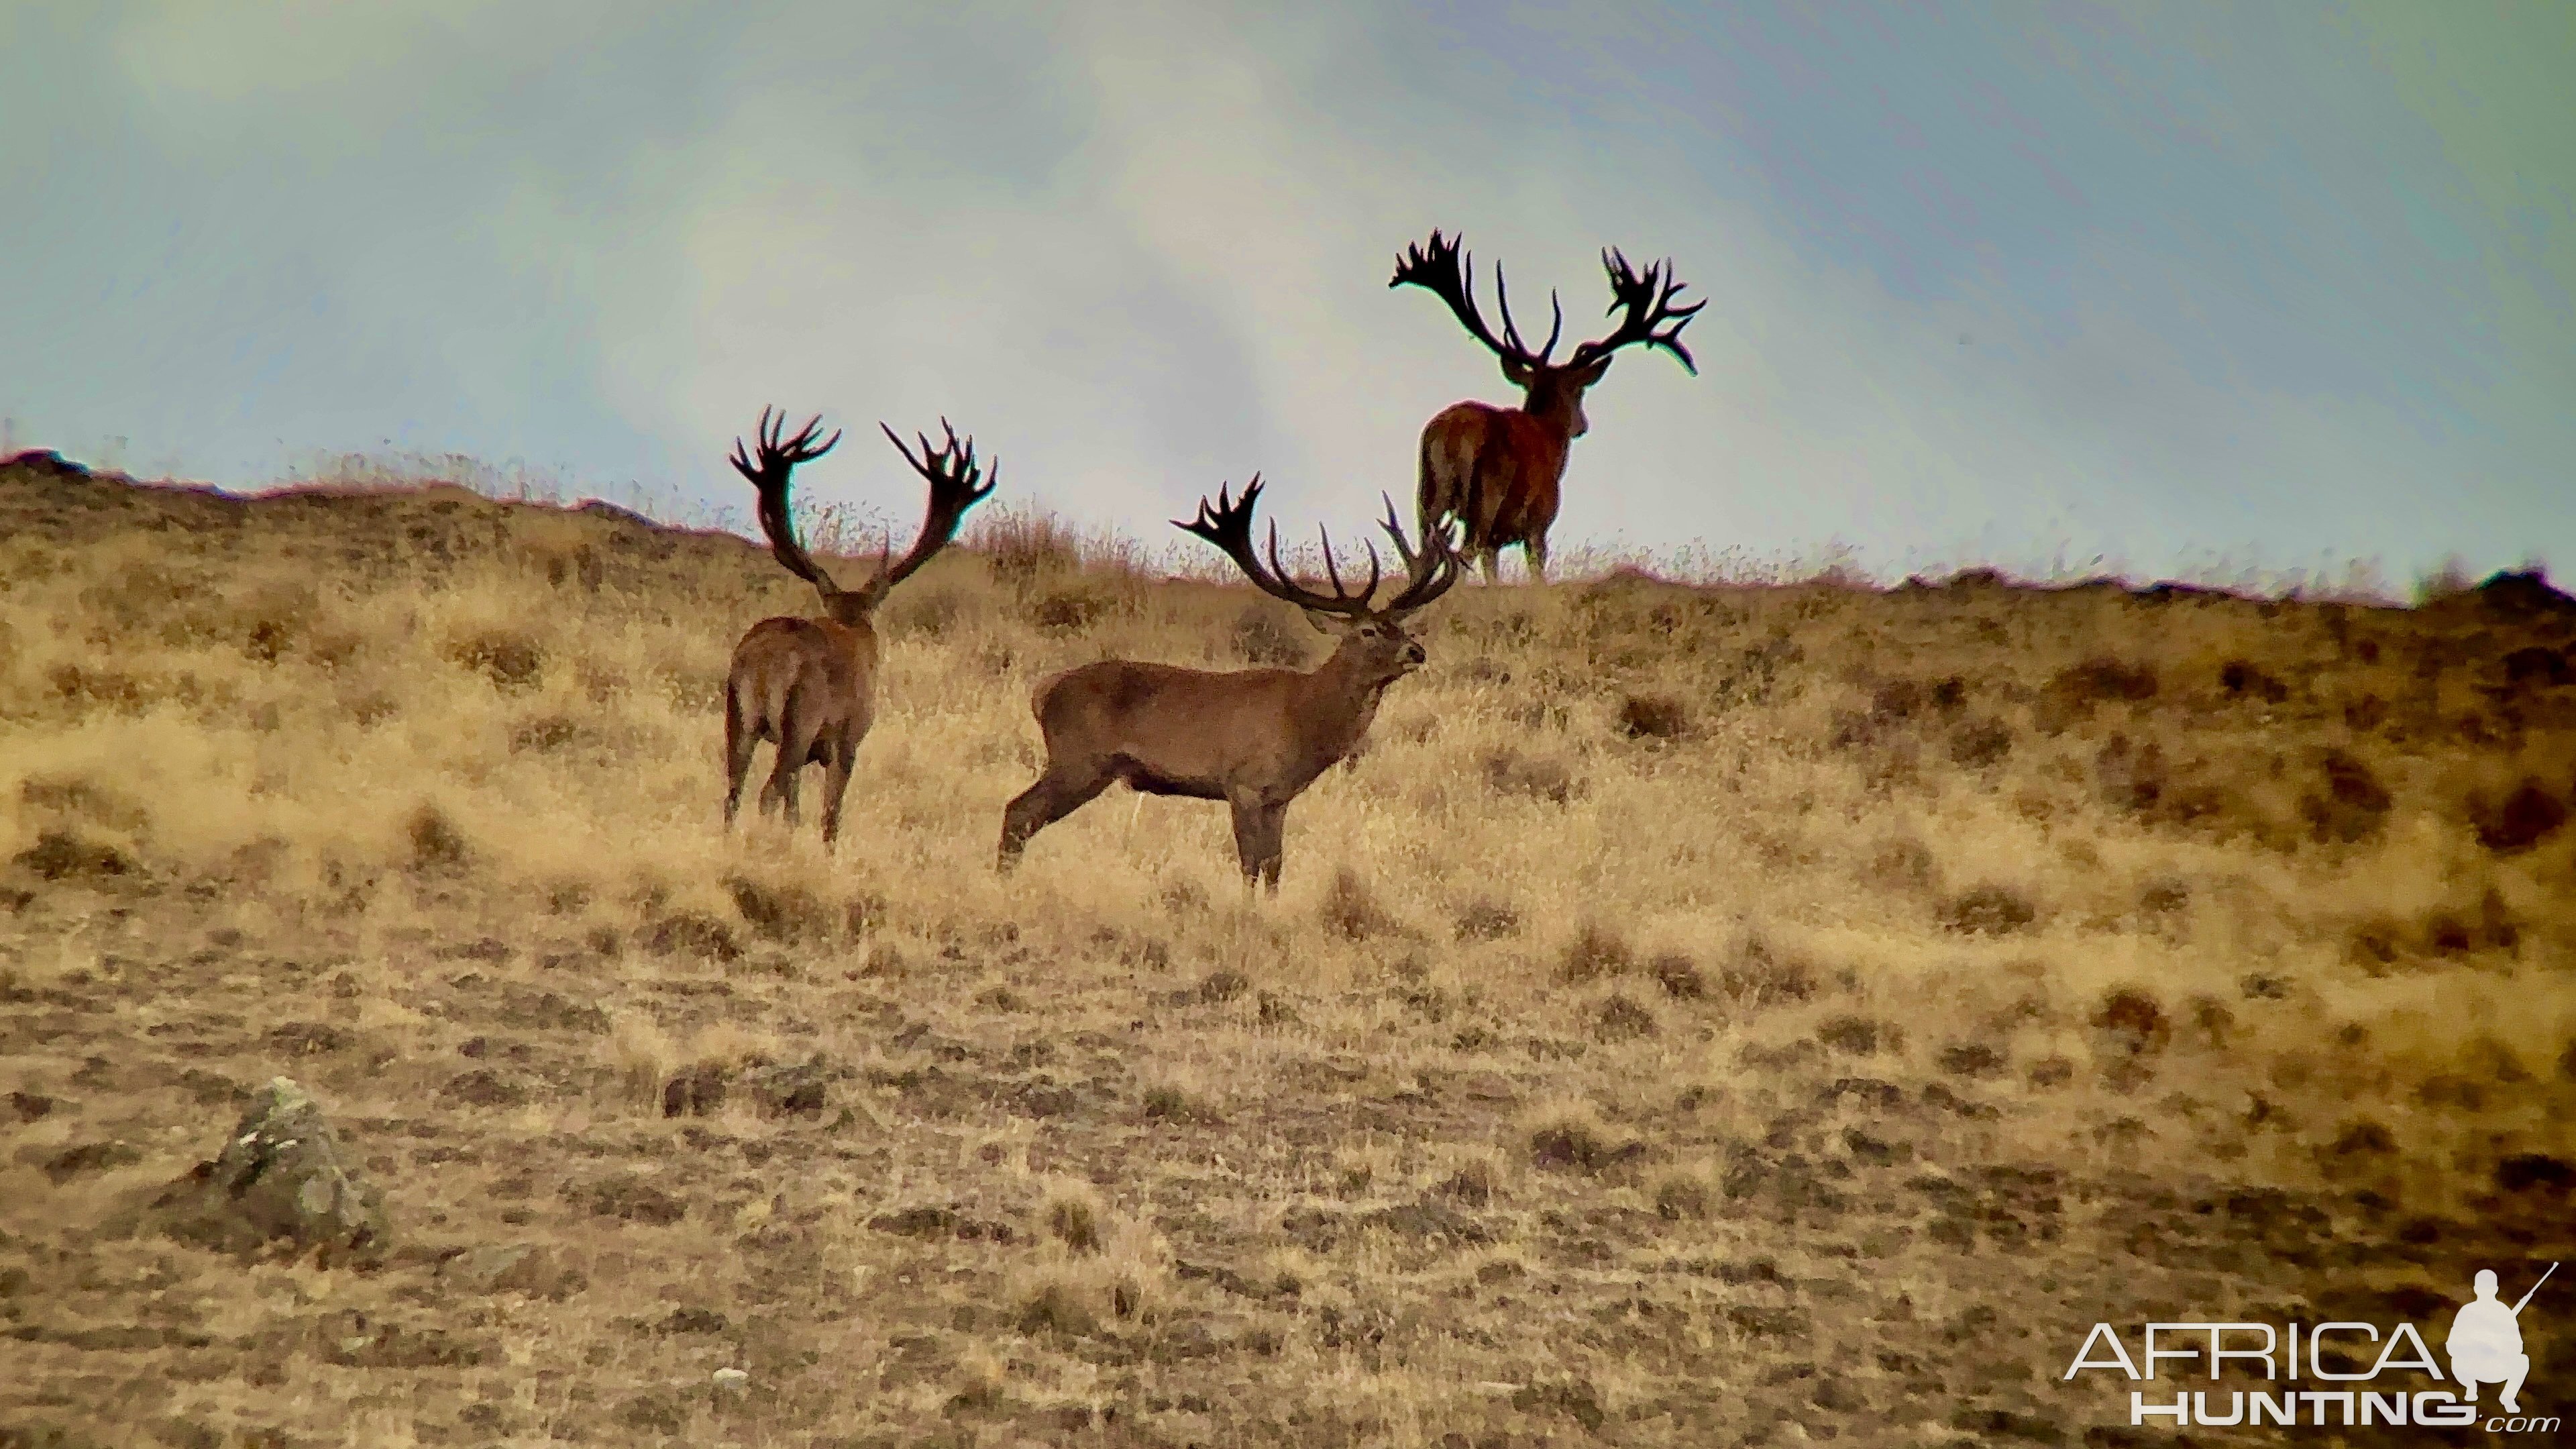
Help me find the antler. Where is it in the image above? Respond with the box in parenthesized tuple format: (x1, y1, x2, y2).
(1389, 229, 1564, 371)
(729, 405, 847, 600)
(861, 418, 1000, 603)
(1375, 492, 1463, 616)
(1175, 476, 1385, 621)
(1568, 248, 1704, 374)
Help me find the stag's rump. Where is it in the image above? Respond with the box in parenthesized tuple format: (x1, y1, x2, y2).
(727, 616, 873, 745)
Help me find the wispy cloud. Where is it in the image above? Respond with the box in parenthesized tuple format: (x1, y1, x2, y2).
(4, 0, 2567, 583)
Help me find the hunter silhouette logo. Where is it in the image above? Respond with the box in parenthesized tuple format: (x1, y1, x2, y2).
(2062, 1260, 2561, 1431)
(2451, 1263, 2553, 1415)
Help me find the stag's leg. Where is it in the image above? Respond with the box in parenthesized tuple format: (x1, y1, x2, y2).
(722, 693, 760, 828)
(1476, 547, 1503, 586)
(998, 761, 1118, 871)
(1254, 802, 1287, 893)
(1522, 537, 1549, 584)
(818, 733, 858, 849)
(767, 706, 822, 830)
(1225, 792, 1288, 894)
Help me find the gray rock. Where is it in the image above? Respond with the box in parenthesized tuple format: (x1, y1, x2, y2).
(148, 1076, 390, 1264)
(435, 1242, 584, 1299)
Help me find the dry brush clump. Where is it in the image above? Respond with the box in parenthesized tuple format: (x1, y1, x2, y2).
(6, 454, 2576, 1445)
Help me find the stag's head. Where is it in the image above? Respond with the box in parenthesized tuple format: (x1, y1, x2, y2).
(729, 409, 998, 627)
(1176, 479, 1462, 687)
(1391, 229, 1704, 437)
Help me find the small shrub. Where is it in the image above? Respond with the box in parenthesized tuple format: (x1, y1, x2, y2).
(1817, 1016, 1881, 1055)
(1483, 749, 1578, 804)
(1947, 718, 2014, 768)
(643, 912, 742, 962)
(1030, 588, 1106, 637)
(1717, 935, 1815, 1004)
(1650, 951, 1705, 999)
(1141, 1082, 1214, 1125)
(1320, 868, 1400, 941)
(1439, 1158, 1498, 1205)
(510, 714, 583, 753)
(1558, 922, 1633, 983)
(2091, 988, 2170, 1059)
(407, 806, 472, 875)
(1653, 1171, 1710, 1221)
(1938, 1044, 2005, 1078)
(2471, 780, 2568, 854)
(1527, 1108, 1642, 1175)
(1617, 692, 1688, 741)
(1454, 897, 1520, 941)
(2218, 659, 2290, 702)
(2301, 750, 2393, 843)
(13, 827, 137, 881)
(1594, 993, 1657, 1041)
(725, 875, 833, 943)
(1042, 1181, 1103, 1254)
(447, 630, 545, 692)
(1939, 885, 2037, 935)
(2048, 656, 2159, 707)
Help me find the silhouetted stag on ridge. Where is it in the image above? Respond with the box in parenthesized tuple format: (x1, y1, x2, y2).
(998, 479, 1462, 891)
(1391, 228, 1703, 584)
(722, 407, 997, 846)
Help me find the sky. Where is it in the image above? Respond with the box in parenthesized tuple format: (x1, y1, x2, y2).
(3, 0, 2570, 586)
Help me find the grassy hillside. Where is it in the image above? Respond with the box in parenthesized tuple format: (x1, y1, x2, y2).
(3, 449, 2571, 1447)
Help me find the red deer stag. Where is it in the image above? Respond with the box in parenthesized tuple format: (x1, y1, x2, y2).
(723, 406, 998, 847)
(1391, 228, 1703, 583)
(997, 479, 1460, 892)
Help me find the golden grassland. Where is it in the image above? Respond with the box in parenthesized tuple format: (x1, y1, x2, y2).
(2, 449, 2573, 1448)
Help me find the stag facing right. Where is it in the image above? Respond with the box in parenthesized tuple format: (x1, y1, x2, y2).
(998, 480, 1460, 891)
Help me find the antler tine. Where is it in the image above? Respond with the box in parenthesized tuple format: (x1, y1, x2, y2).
(729, 405, 843, 599)
(1379, 491, 1419, 573)
(1492, 262, 1564, 366)
(1575, 246, 1705, 374)
(1175, 475, 1376, 619)
(1391, 227, 1555, 371)
(862, 416, 999, 600)
(1377, 491, 1462, 616)
(1268, 519, 1381, 614)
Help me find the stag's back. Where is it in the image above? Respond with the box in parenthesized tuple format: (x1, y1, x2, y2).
(1031, 659, 1320, 796)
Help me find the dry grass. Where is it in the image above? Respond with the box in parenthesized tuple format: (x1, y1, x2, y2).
(3, 451, 2573, 1446)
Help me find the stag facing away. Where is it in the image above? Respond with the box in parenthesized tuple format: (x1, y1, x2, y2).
(1390, 228, 1703, 583)
(722, 407, 998, 847)
(997, 480, 1462, 892)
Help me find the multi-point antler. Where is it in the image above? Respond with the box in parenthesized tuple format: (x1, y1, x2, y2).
(1389, 229, 1565, 372)
(730, 405, 847, 599)
(1176, 476, 1391, 622)
(1566, 248, 1704, 374)
(1374, 492, 1464, 617)
(860, 418, 1000, 604)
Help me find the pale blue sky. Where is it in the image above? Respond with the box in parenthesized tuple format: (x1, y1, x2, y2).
(3, 1, 2569, 585)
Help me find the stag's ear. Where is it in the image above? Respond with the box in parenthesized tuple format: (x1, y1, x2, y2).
(1302, 608, 1356, 635)
(1578, 354, 1614, 386)
(1500, 357, 1536, 388)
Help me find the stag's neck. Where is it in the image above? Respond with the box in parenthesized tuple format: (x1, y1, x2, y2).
(1297, 650, 1398, 757)
(1507, 400, 1581, 462)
